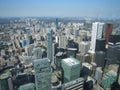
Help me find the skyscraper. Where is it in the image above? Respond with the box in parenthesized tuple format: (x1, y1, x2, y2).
(96, 23, 104, 39)
(90, 22, 104, 52)
(55, 18, 59, 29)
(62, 78, 84, 90)
(59, 35, 67, 49)
(106, 35, 120, 65)
(34, 58, 51, 90)
(62, 57, 81, 83)
(47, 28, 53, 62)
(95, 39, 106, 51)
(104, 23, 113, 44)
(33, 47, 42, 59)
(79, 41, 90, 54)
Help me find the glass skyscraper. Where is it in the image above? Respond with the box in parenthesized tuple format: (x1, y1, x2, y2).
(47, 28, 53, 62)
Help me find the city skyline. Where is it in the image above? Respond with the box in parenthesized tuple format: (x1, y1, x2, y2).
(0, 0, 120, 18)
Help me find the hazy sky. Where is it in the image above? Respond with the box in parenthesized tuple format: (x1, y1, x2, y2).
(0, 0, 120, 18)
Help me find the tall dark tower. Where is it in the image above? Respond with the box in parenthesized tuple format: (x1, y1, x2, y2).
(106, 35, 120, 65)
(47, 28, 53, 62)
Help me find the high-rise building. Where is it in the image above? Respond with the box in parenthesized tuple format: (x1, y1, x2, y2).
(21, 39, 29, 48)
(96, 23, 104, 39)
(104, 23, 113, 43)
(95, 51, 106, 68)
(25, 44, 34, 56)
(106, 45, 120, 65)
(62, 78, 84, 90)
(59, 35, 67, 49)
(95, 39, 106, 51)
(90, 22, 104, 52)
(67, 39, 79, 52)
(106, 35, 120, 65)
(55, 52, 67, 69)
(81, 63, 92, 76)
(7, 78, 13, 90)
(52, 43, 55, 64)
(101, 70, 117, 89)
(94, 67, 103, 84)
(109, 35, 120, 44)
(19, 83, 35, 90)
(0, 72, 11, 90)
(67, 48, 77, 58)
(62, 57, 81, 83)
(47, 28, 53, 62)
(55, 18, 59, 29)
(74, 29, 79, 38)
(34, 58, 51, 90)
(33, 47, 42, 59)
(79, 41, 90, 54)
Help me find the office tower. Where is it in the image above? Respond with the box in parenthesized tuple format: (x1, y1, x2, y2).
(67, 48, 77, 58)
(47, 28, 53, 62)
(51, 73, 61, 90)
(22, 56, 34, 65)
(0, 73, 10, 90)
(91, 62, 97, 76)
(76, 36, 82, 43)
(95, 51, 106, 68)
(88, 51, 96, 62)
(21, 39, 29, 48)
(52, 43, 55, 64)
(96, 23, 104, 39)
(109, 35, 120, 44)
(79, 41, 90, 54)
(19, 83, 35, 90)
(95, 39, 106, 51)
(90, 22, 98, 52)
(94, 67, 103, 84)
(67, 39, 79, 53)
(29, 35, 34, 44)
(65, 29, 70, 38)
(55, 18, 59, 29)
(106, 36, 120, 65)
(25, 44, 34, 56)
(76, 53, 91, 63)
(104, 23, 113, 43)
(101, 70, 117, 89)
(33, 47, 42, 59)
(62, 57, 81, 83)
(14, 73, 35, 87)
(79, 30, 87, 41)
(62, 78, 84, 90)
(107, 47, 120, 65)
(59, 35, 67, 49)
(81, 63, 92, 77)
(34, 58, 51, 90)
(74, 29, 79, 38)
(7, 78, 13, 90)
(55, 52, 67, 69)
(84, 80, 94, 90)
(90, 22, 104, 52)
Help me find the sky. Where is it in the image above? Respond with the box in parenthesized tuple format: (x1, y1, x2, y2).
(0, 0, 120, 18)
